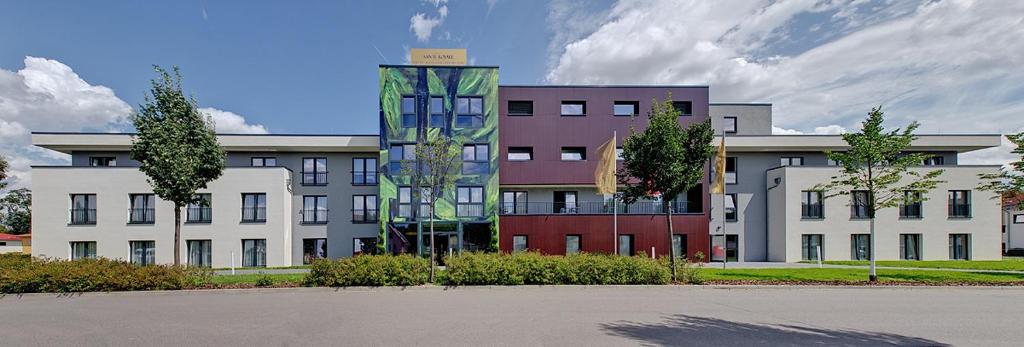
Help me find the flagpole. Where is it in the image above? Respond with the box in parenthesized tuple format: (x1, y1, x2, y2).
(613, 130, 618, 256)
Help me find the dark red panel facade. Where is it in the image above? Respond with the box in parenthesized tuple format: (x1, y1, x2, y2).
(499, 214, 710, 258)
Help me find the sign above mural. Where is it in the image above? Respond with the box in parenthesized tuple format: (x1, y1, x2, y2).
(410, 48, 467, 66)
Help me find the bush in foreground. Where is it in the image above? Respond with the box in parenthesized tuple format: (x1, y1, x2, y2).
(0, 253, 211, 293)
(443, 252, 672, 285)
(303, 254, 430, 287)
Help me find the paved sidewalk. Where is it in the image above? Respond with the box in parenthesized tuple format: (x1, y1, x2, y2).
(718, 261, 1024, 274)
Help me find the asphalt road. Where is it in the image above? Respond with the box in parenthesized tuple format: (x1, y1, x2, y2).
(1, 286, 1022, 346)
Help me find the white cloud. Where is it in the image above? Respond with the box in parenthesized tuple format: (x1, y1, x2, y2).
(547, 0, 1024, 166)
(200, 107, 269, 134)
(772, 125, 847, 135)
(409, 1, 449, 42)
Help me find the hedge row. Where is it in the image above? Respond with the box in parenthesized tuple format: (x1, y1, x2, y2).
(444, 252, 673, 285)
(0, 254, 211, 293)
(303, 254, 430, 287)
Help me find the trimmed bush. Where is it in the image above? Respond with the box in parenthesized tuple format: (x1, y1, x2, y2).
(444, 252, 671, 285)
(303, 254, 430, 287)
(0, 254, 212, 293)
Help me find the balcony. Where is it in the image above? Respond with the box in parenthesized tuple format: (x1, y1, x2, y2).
(301, 171, 328, 186)
(499, 201, 699, 216)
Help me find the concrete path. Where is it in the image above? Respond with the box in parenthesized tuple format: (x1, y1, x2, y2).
(718, 261, 1024, 274)
(1, 286, 1022, 346)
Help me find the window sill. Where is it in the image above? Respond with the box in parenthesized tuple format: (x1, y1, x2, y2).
(899, 216, 924, 220)
(127, 222, 155, 225)
(301, 183, 328, 187)
(185, 220, 212, 224)
(240, 220, 267, 224)
(68, 222, 97, 226)
(560, 114, 587, 117)
(508, 114, 533, 117)
(948, 216, 972, 220)
(351, 220, 378, 224)
(300, 221, 329, 225)
(801, 217, 825, 221)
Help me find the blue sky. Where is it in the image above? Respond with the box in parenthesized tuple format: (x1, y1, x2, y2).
(1, 0, 1022, 188)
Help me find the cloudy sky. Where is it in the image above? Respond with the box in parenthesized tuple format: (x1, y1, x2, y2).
(1, 0, 1022, 189)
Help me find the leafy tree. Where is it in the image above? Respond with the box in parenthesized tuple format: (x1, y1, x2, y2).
(979, 132, 1024, 207)
(130, 66, 225, 266)
(816, 107, 943, 282)
(0, 155, 8, 190)
(0, 188, 31, 234)
(402, 136, 462, 282)
(619, 97, 715, 282)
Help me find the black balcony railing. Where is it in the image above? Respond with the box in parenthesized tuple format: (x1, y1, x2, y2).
(801, 204, 823, 219)
(351, 171, 379, 185)
(301, 171, 328, 185)
(949, 204, 971, 218)
(499, 201, 698, 215)
(128, 208, 155, 224)
(900, 204, 922, 218)
(351, 209, 379, 223)
(186, 206, 213, 223)
(242, 207, 267, 223)
(301, 209, 329, 224)
(70, 209, 97, 225)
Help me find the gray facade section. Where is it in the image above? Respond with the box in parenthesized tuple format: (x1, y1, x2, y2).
(711, 104, 772, 136)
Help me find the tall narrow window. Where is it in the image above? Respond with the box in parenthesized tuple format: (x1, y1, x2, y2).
(456, 96, 484, 128)
(725, 194, 737, 221)
(462, 144, 490, 175)
(186, 194, 212, 223)
(949, 234, 970, 260)
(613, 101, 639, 116)
(429, 97, 445, 128)
(725, 157, 737, 184)
(900, 191, 923, 218)
(89, 156, 116, 167)
(801, 234, 823, 261)
(70, 194, 97, 225)
(801, 191, 824, 219)
(554, 191, 578, 214)
(352, 158, 378, 185)
(673, 234, 687, 259)
(128, 194, 156, 224)
(507, 100, 533, 116)
(851, 234, 870, 260)
(397, 187, 413, 218)
(561, 147, 586, 161)
(948, 190, 971, 218)
(513, 235, 528, 252)
(723, 116, 737, 133)
(187, 240, 212, 268)
(251, 157, 276, 167)
(457, 186, 484, 217)
(130, 241, 156, 266)
(507, 147, 533, 161)
(618, 234, 635, 256)
(502, 191, 528, 214)
(302, 157, 328, 185)
(560, 101, 586, 116)
(70, 241, 97, 260)
(241, 193, 267, 223)
(303, 238, 328, 264)
(352, 195, 378, 223)
(900, 234, 922, 260)
(401, 96, 417, 128)
(565, 235, 581, 254)
(781, 157, 804, 166)
(241, 239, 266, 267)
(851, 190, 870, 219)
(302, 195, 328, 224)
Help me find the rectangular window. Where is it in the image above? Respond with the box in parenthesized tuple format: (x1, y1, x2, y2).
(949, 234, 970, 260)
(457, 186, 484, 217)
(502, 191, 528, 214)
(851, 190, 870, 219)
(900, 234, 922, 260)
(241, 193, 267, 223)
(187, 240, 212, 268)
(723, 116, 737, 133)
(130, 241, 156, 266)
(456, 96, 484, 128)
(560, 101, 586, 116)
(900, 191, 923, 218)
(672, 101, 692, 116)
(89, 156, 116, 167)
(673, 234, 687, 259)
(725, 157, 737, 184)
(801, 234, 823, 261)
(512, 235, 528, 252)
(241, 239, 266, 267)
(303, 238, 327, 264)
(507, 147, 533, 161)
(397, 187, 413, 218)
(613, 101, 639, 116)
(801, 191, 824, 219)
(429, 97, 445, 128)
(128, 194, 156, 224)
(462, 144, 490, 175)
(948, 190, 971, 218)
(922, 156, 945, 166)
(250, 157, 276, 167)
(70, 241, 97, 260)
(616, 147, 623, 161)
(554, 191, 578, 214)
(389, 144, 416, 173)
(561, 147, 586, 161)
(710, 234, 739, 262)
(186, 194, 212, 223)
(302, 157, 328, 185)
(850, 234, 870, 261)
(507, 100, 533, 116)
(725, 194, 737, 221)
(781, 157, 804, 166)
(352, 195, 378, 223)
(565, 235, 581, 255)
(1014, 215, 1024, 224)
(70, 194, 97, 225)
(401, 96, 417, 128)
(618, 234, 635, 256)
(302, 195, 328, 224)
(352, 158, 378, 185)
(679, 184, 704, 214)
(418, 188, 432, 219)
(353, 237, 377, 255)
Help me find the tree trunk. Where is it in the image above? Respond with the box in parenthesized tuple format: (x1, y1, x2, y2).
(869, 217, 877, 282)
(429, 202, 435, 283)
(174, 204, 181, 266)
(665, 200, 677, 282)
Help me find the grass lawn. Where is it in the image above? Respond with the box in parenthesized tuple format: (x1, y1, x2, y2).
(209, 273, 306, 286)
(702, 268, 1024, 284)
(211, 265, 310, 271)
(815, 258, 1024, 271)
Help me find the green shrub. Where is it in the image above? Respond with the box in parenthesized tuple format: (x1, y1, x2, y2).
(0, 255, 209, 293)
(303, 255, 430, 287)
(659, 252, 706, 284)
(254, 273, 274, 287)
(444, 252, 671, 285)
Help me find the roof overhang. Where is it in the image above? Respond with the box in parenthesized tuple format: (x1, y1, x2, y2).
(32, 133, 381, 153)
(722, 134, 1003, 153)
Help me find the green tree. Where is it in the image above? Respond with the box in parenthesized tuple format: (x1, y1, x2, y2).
(979, 132, 1024, 207)
(816, 107, 943, 282)
(619, 97, 715, 282)
(130, 66, 225, 266)
(0, 155, 8, 190)
(402, 136, 462, 282)
(0, 188, 31, 234)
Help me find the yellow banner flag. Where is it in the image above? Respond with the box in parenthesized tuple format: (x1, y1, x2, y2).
(595, 133, 617, 195)
(711, 136, 726, 194)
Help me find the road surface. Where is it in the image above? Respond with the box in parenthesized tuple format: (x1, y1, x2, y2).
(1, 286, 1021, 346)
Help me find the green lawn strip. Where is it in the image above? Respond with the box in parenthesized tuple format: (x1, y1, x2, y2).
(211, 265, 310, 271)
(209, 273, 306, 286)
(814, 259, 1024, 272)
(702, 268, 1024, 284)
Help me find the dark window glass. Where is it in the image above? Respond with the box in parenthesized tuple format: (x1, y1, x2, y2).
(802, 191, 824, 219)
(462, 144, 490, 175)
(900, 234, 921, 260)
(89, 157, 116, 166)
(923, 156, 945, 166)
(129, 194, 156, 224)
(302, 158, 328, 185)
(242, 193, 267, 222)
(457, 187, 484, 217)
(561, 147, 586, 161)
(456, 97, 484, 128)
(401, 96, 417, 128)
(187, 240, 212, 267)
(430, 97, 445, 127)
(613, 101, 638, 116)
(948, 190, 971, 218)
(949, 234, 970, 260)
(618, 234, 635, 256)
(801, 234, 823, 261)
(672, 234, 687, 259)
(303, 238, 328, 264)
(554, 191, 578, 214)
(508, 101, 533, 116)
(900, 191, 923, 218)
(851, 234, 870, 260)
(242, 239, 266, 267)
(186, 194, 212, 223)
(851, 190, 870, 219)
(302, 195, 328, 224)
(71, 241, 97, 260)
(353, 238, 378, 255)
(352, 158, 378, 185)
(130, 241, 156, 266)
(352, 195, 378, 223)
(502, 191, 528, 215)
(70, 194, 97, 224)
(725, 157, 737, 184)
(672, 101, 692, 116)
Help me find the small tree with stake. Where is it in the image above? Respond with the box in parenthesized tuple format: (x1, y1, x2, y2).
(816, 107, 943, 282)
(619, 97, 714, 282)
(402, 136, 462, 283)
(131, 66, 225, 266)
